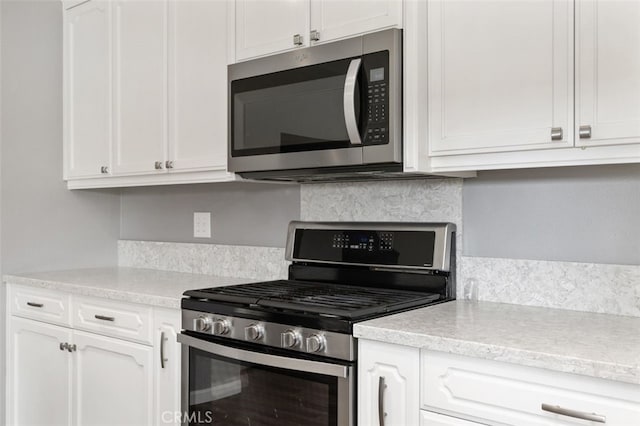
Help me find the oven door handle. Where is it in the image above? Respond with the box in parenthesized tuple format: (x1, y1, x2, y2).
(343, 58, 363, 146)
(178, 333, 349, 379)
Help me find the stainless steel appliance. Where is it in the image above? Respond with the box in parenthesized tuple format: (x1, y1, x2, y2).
(228, 29, 402, 181)
(179, 221, 456, 426)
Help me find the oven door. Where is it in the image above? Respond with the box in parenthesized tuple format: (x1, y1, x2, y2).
(178, 333, 354, 426)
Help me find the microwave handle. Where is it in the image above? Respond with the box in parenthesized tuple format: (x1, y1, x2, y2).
(343, 58, 363, 145)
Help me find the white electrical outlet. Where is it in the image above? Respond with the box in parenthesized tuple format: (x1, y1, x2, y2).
(193, 212, 211, 238)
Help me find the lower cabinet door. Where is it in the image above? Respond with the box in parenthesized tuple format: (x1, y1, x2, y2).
(7, 317, 73, 426)
(420, 411, 483, 426)
(73, 330, 153, 426)
(154, 308, 182, 425)
(358, 340, 420, 426)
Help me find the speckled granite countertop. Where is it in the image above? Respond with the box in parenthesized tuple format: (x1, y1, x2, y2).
(3, 267, 253, 309)
(354, 300, 640, 385)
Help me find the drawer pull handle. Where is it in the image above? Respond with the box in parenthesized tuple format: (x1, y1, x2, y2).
(541, 403, 606, 423)
(27, 302, 44, 308)
(378, 376, 387, 426)
(95, 314, 115, 322)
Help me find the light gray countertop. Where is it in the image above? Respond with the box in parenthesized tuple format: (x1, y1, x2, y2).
(3, 267, 253, 309)
(354, 300, 640, 385)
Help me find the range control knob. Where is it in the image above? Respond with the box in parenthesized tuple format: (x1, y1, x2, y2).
(281, 330, 300, 348)
(306, 334, 326, 353)
(244, 324, 264, 341)
(194, 316, 212, 332)
(211, 319, 231, 335)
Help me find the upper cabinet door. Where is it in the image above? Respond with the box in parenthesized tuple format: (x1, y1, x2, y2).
(428, 0, 574, 155)
(168, 0, 229, 172)
(576, 0, 640, 147)
(309, 0, 402, 45)
(235, 0, 310, 61)
(64, 0, 111, 179)
(112, 0, 167, 175)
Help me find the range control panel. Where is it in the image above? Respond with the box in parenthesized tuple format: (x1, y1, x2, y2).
(294, 228, 437, 268)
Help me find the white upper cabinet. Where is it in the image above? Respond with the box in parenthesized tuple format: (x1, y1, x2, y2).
(63, 0, 111, 179)
(309, 0, 402, 45)
(112, 0, 168, 176)
(427, 0, 573, 155)
(235, 0, 310, 61)
(576, 0, 640, 147)
(168, 0, 229, 172)
(234, 0, 402, 61)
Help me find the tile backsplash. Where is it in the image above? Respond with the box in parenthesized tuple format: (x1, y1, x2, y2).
(118, 178, 639, 318)
(118, 240, 288, 281)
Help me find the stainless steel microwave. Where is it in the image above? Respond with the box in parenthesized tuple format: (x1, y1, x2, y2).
(228, 29, 402, 181)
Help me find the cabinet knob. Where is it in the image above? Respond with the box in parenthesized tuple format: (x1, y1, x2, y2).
(165, 160, 174, 169)
(551, 127, 563, 141)
(67, 344, 77, 353)
(59, 342, 68, 351)
(154, 161, 164, 170)
(293, 34, 303, 46)
(310, 30, 320, 42)
(579, 125, 592, 139)
(100, 166, 109, 174)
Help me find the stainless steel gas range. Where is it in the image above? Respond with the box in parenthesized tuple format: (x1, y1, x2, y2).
(178, 221, 456, 426)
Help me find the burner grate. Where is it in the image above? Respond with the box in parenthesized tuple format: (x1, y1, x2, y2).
(185, 280, 441, 319)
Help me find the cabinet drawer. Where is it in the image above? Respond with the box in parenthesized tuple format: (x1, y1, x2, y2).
(421, 350, 640, 426)
(8, 284, 72, 326)
(73, 296, 152, 344)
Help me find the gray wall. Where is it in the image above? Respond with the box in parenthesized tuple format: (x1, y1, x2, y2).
(463, 164, 640, 265)
(120, 182, 300, 248)
(1, 1, 121, 421)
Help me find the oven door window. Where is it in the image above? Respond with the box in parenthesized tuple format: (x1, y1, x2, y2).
(188, 347, 339, 426)
(231, 58, 359, 157)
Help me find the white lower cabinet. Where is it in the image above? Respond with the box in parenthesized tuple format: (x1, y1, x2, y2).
(7, 317, 73, 426)
(420, 411, 482, 426)
(422, 350, 640, 426)
(5, 284, 181, 426)
(73, 331, 153, 426)
(154, 308, 182, 426)
(358, 340, 640, 426)
(358, 339, 420, 426)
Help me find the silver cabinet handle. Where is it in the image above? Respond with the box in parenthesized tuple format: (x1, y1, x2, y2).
(541, 403, 606, 423)
(579, 125, 592, 139)
(293, 33, 303, 46)
(100, 166, 109, 174)
(378, 376, 387, 426)
(154, 161, 164, 170)
(551, 127, 563, 141)
(160, 331, 167, 369)
(310, 30, 320, 42)
(60, 342, 68, 351)
(94, 314, 115, 322)
(344, 58, 363, 145)
(27, 302, 44, 308)
(165, 160, 174, 169)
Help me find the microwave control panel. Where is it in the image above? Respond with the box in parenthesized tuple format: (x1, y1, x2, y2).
(363, 51, 389, 146)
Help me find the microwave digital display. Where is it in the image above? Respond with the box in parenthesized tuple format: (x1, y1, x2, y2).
(370, 67, 385, 82)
